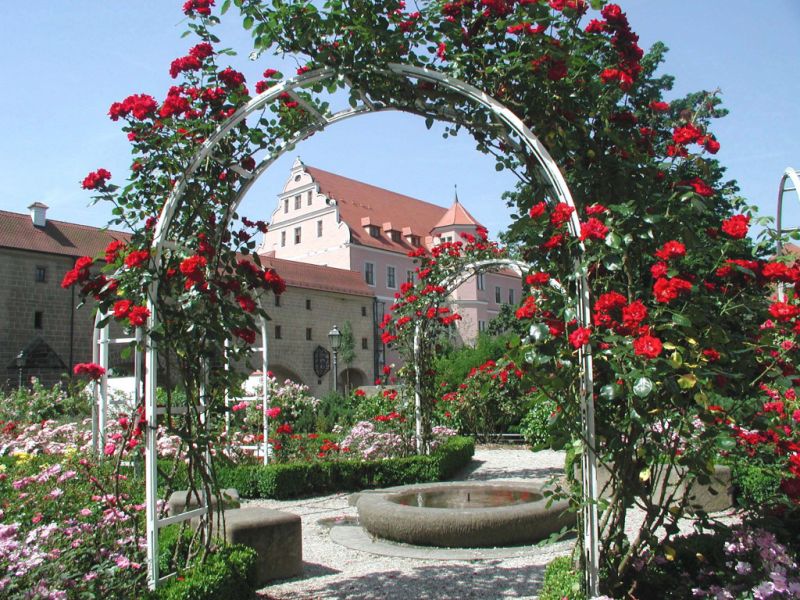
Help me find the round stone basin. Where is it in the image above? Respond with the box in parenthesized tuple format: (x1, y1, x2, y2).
(357, 482, 575, 548)
(392, 487, 541, 509)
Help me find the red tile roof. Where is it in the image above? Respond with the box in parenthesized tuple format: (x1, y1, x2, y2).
(304, 166, 449, 254)
(257, 254, 373, 297)
(432, 198, 483, 230)
(0, 209, 128, 258)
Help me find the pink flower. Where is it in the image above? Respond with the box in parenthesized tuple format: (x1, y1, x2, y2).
(103, 443, 116, 456)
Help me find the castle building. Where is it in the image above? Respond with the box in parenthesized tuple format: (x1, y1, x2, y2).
(1, 161, 520, 395)
(259, 158, 522, 363)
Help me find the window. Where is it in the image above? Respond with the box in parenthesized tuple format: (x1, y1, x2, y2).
(495, 286, 501, 303)
(34, 311, 43, 329)
(317, 220, 323, 237)
(305, 299, 311, 310)
(478, 320, 486, 332)
(407, 270, 415, 284)
(294, 227, 302, 244)
(508, 288, 515, 304)
(283, 198, 289, 213)
(294, 195, 301, 210)
(362, 337, 369, 350)
(307, 191, 313, 206)
(275, 325, 282, 339)
(306, 328, 312, 341)
(274, 295, 281, 307)
(387, 266, 396, 289)
(35, 266, 46, 283)
(361, 306, 367, 317)
(368, 225, 380, 238)
(280, 231, 286, 247)
(364, 262, 375, 286)
(477, 273, 485, 291)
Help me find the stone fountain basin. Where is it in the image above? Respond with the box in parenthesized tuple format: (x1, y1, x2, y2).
(356, 482, 574, 548)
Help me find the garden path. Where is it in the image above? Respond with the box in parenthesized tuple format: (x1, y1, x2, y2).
(250, 446, 568, 600)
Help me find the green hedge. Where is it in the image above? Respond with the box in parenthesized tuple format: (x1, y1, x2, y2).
(538, 556, 585, 600)
(212, 435, 474, 500)
(150, 527, 258, 600)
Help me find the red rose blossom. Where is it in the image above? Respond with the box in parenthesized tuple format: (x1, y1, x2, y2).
(654, 240, 686, 261)
(721, 214, 750, 239)
(82, 168, 112, 190)
(529, 202, 547, 219)
(580, 218, 609, 241)
(128, 305, 150, 327)
(568, 326, 592, 349)
(633, 334, 662, 359)
(73, 362, 106, 380)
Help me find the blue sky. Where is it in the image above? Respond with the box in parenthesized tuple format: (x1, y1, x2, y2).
(1, 1, 798, 242)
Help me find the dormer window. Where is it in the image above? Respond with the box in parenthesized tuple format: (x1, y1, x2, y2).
(402, 227, 419, 246)
(368, 225, 380, 238)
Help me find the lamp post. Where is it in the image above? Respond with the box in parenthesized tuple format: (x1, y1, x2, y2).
(328, 325, 341, 394)
(14, 351, 25, 389)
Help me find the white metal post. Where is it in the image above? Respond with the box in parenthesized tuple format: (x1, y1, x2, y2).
(144, 297, 160, 590)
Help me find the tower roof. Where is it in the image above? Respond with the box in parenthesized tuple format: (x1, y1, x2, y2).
(431, 195, 483, 231)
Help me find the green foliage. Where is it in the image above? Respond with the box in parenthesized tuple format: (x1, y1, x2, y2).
(730, 461, 788, 512)
(314, 391, 356, 432)
(434, 333, 516, 391)
(520, 394, 559, 450)
(214, 436, 474, 499)
(538, 556, 585, 600)
(154, 544, 258, 600)
(0, 379, 91, 423)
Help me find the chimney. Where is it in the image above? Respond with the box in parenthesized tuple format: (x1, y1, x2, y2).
(28, 202, 49, 227)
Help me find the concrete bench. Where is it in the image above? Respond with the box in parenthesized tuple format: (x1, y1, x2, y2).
(221, 507, 303, 586)
(166, 488, 240, 516)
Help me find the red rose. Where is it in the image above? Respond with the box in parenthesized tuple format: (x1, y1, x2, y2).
(633, 334, 662, 359)
(529, 201, 547, 219)
(689, 177, 715, 197)
(702, 348, 720, 362)
(768, 301, 799, 322)
(700, 135, 720, 154)
(672, 123, 703, 145)
(237, 295, 256, 313)
(550, 202, 575, 228)
(650, 262, 668, 278)
(183, 0, 214, 16)
(653, 277, 692, 303)
(579, 218, 609, 241)
(622, 300, 647, 328)
(113, 300, 133, 319)
(585, 203, 607, 216)
(232, 327, 256, 344)
(82, 168, 112, 190)
(526, 272, 550, 286)
(105, 240, 126, 263)
(73, 362, 106, 380)
(541, 234, 564, 250)
(189, 42, 214, 60)
(128, 305, 150, 327)
(568, 326, 592, 349)
(515, 296, 537, 319)
(721, 214, 750, 239)
(654, 240, 686, 261)
(124, 250, 150, 269)
(648, 100, 670, 112)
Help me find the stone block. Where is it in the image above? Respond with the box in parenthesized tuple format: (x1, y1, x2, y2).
(222, 508, 302, 586)
(167, 488, 240, 516)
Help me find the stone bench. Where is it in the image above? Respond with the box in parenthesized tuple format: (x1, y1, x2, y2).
(167, 488, 241, 516)
(221, 507, 303, 587)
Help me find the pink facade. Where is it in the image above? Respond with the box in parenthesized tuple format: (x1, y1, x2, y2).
(260, 159, 522, 369)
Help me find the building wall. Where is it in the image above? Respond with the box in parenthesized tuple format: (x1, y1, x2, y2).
(0, 248, 95, 387)
(262, 284, 375, 397)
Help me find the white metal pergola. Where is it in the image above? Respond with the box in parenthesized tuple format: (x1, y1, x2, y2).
(141, 64, 600, 595)
(776, 167, 800, 302)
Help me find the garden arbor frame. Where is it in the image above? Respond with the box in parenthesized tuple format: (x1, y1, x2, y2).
(142, 64, 600, 595)
(776, 167, 800, 301)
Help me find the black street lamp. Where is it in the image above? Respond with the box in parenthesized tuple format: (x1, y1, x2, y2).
(14, 351, 26, 389)
(328, 325, 341, 393)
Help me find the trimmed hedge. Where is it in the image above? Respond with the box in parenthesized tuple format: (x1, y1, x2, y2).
(213, 435, 474, 500)
(538, 556, 585, 600)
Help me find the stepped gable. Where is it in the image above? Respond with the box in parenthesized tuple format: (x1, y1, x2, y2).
(0, 209, 128, 258)
(304, 166, 448, 254)
(257, 254, 373, 297)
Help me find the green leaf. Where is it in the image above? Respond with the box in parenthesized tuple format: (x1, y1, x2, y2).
(605, 232, 622, 249)
(633, 377, 653, 397)
(671, 313, 691, 327)
(717, 435, 736, 451)
(677, 373, 697, 389)
(243, 15, 254, 30)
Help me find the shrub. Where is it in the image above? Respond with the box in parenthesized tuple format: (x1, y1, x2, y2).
(215, 436, 475, 499)
(520, 394, 558, 450)
(538, 556, 585, 600)
(730, 461, 789, 512)
(0, 378, 91, 423)
(154, 544, 258, 600)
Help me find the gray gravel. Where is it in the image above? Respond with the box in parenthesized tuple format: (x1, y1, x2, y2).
(248, 447, 570, 600)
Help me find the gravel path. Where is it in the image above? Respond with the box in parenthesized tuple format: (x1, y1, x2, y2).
(249, 447, 570, 600)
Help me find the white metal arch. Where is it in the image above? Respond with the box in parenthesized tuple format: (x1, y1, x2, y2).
(143, 64, 599, 594)
(776, 167, 800, 302)
(410, 257, 567, 454)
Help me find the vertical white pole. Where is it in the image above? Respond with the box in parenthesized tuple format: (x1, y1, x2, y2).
(91, 318, 101, 453)
(261, 317, 269, 465)
(99, 324, 110, 450)
(144, 296, 159, 590)
(413, 322, 423, 454)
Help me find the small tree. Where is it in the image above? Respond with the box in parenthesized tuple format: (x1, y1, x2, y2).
(339, 321, 356, 394)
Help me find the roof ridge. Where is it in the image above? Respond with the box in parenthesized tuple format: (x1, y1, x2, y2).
(0, 209, 129, 236)
(304, 165, 448, 212)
